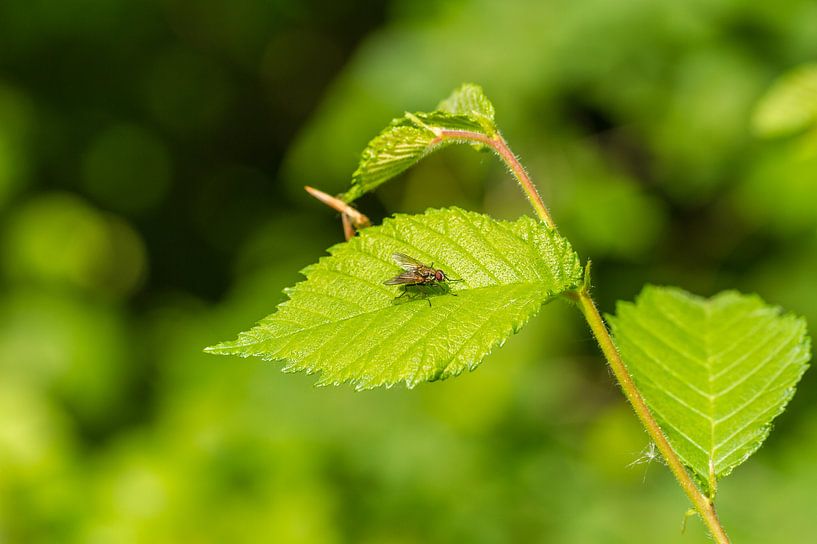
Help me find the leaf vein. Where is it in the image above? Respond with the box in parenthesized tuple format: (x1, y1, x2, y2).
(627, 312, 708, 373)
(401, 215, 501, 283)
(712, 325, 802, 401)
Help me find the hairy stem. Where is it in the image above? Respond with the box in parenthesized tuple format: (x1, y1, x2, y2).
(576, 289, 731, 544)
(489, 133, 555, 228)
(434, 129, 555, 228)
(463, 128, 731, 541)
(433, 123, 730, 541)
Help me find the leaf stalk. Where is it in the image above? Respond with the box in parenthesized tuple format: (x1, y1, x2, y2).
(433, 129, 556, 228)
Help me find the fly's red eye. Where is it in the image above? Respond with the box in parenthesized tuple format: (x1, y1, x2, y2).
(435, 270, 444, 282)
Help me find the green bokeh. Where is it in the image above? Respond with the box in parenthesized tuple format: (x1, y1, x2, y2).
(81, 124, 171, 214)
(0, 84, 33, 208)
(1, 0, 815, 542)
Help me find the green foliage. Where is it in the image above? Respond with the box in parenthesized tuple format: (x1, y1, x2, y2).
(436, 82, 496, 131)
(206, 207, 582, 389)
(211, 76, 813, 543)
(8, 1, 817, 541)
(340, 84, 497, 202)
(609, 286, 811, 496)
(752, 64, 817, 138)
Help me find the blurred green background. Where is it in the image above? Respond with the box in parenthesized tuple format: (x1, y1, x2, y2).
(1, 0, 816, 542)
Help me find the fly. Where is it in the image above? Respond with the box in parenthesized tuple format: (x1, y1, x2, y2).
(384, 253, 461, 305)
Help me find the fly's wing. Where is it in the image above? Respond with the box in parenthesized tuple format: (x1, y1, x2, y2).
(384, 271, 423, 285)
(391, 252, 426, 271)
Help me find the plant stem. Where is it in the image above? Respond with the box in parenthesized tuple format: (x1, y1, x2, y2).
(305, 185, 371, 240)
(436, 123, 730, 540)
(467, 128, 732, 542)
(435, 129, 556, 228)
(576, 289, 731, 544)
(489, 133, 555, 228)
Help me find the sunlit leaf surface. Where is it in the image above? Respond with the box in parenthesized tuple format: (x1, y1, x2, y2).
(341, 84, 497, 202)
(207, 207, 582, 389)
(609, 286, 811, 495)
(437, 82, 496, 130)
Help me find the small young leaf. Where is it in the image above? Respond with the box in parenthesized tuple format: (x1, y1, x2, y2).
(437, 83, 497, 133)
(752, 63, 817, 138)
(206, 207, 582, 389)
(340, 84, 498, 202)
(608, 286, 811, 495)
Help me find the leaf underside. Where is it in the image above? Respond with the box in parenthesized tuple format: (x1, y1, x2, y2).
(206, 207, 582, 390)
(609, 286, 811, 495)
(340, 84, 498, 203)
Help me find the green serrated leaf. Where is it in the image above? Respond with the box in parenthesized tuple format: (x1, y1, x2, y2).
(437, 83, 496, 133)
(608, 286, 811, 495)
(340, 84, 498, 202)
(206, 207, 582, 390)
(753, 64, 817, 138)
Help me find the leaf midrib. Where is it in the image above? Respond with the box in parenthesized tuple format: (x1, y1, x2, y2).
(212, 281, 558, 350)
(643, 298, 804, 480)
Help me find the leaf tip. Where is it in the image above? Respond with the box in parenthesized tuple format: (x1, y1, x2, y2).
(202, 344, 221, 354)
(203, 339, 241, 356)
